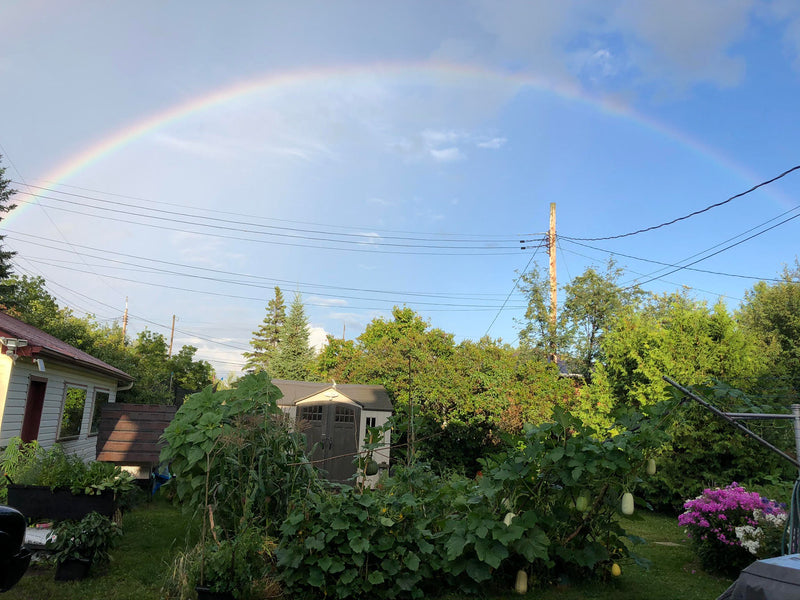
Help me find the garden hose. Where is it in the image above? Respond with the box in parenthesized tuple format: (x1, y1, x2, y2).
(781, 478, 800, 554)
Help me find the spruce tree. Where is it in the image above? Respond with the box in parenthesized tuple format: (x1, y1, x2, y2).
(270, 292, 314, 380)
(243, 286, 286, 373)
(0, 157, 18, 308)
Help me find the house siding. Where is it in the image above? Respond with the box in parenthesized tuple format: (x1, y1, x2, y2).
(0, 357, 119, 461)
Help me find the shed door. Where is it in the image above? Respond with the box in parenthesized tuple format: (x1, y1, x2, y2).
(298, 403, 361, 484)
(21, 379, 47, 443)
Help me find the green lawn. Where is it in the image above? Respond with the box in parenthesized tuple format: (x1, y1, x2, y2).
(5, 499, 733, 600)
(6, 497, 197, 600)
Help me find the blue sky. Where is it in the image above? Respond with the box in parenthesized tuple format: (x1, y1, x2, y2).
(1, 1, 799, 378)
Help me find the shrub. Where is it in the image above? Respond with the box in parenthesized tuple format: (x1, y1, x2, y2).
(678, 482, 786, 576)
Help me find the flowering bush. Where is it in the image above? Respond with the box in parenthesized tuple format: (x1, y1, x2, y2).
(678, 483, 786, 576)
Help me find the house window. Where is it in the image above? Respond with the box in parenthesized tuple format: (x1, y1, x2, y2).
(90, 390, 110, 435)
(59, 385, 87, 439)
(365, 417, 377, 428)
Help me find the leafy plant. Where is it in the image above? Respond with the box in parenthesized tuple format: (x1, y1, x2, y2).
(678, 482, 786, 576)
(165, 527, 276, 600)
(277, 406, 667, 599)
(47, 511, 123, 567)
(1, 438, 135, 501)
(160, 372, 319, 534)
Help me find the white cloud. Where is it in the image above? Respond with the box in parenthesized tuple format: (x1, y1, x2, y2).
(358, 232, 382, 245)
(307, 326, 329, 352)
(367, 197, 393, 207)
(152, 133, 231, 159)
(308, 297, 348, 307)
(430, 147, 466, 162)
(477, 137, 507, 149)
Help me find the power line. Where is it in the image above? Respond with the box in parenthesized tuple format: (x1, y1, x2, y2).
(484, 241, 545, 337)
(5, 230, 515, 301)
(562, 163, 800, 241)
(14, 184, 534, 247)
(27, 178, 547, 240)
(559, 238, 785, 282)
(12, 195, 524, 256)
(629, 212, 800, 289)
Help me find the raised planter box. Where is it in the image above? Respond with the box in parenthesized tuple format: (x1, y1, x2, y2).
(6, 485, 115, 521)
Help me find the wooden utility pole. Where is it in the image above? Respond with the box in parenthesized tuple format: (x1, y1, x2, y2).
(168, 315, 176, 357)
(548, 203, 557, 355)
(122, 297, 129, 341)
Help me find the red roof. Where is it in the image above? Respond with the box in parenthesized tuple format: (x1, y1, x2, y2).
(0, 312, 133, 382)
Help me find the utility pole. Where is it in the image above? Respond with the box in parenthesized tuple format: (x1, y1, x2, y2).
(168, 314, 176, 357)
(547, 202, 557, 356)
(122, 297, 129, 342)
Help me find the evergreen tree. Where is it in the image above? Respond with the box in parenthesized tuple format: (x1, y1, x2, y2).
(0, 157, 18, 307)
(243, 286, 286, 373)
(270, 292, 314, 380)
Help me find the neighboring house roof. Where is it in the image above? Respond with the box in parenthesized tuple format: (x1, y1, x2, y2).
(0, 311, 133, 382)
(272, 379, 393, 412)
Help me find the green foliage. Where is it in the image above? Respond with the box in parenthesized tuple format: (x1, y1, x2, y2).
(738, 263, 800, 397)
(48, 511, 123, 566)
(0, 156, 18, 300)
(1, 438, 135, 498)
(160, 372, 318, 534)
(269, 292, 315, 380)
(1, 275, 214, 405)
(277, 408, 667, 599)
(166, 528, 275, 599)
(243, 286, 286, 374)
(315, 308, 577, 472)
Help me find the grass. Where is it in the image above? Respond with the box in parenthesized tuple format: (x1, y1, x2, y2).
(5, 499, 734, 600)
(5, 495, 197, 600)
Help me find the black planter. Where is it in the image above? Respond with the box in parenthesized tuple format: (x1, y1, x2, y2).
(6, 485, 114, 521)
(195, 586, 235, 600)
(54, 558, 91, 581)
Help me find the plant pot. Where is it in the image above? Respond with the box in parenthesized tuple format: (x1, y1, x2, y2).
(195, 586, 235, 600)
(55, 557, 91, 581)
(7, 485, 115, 521)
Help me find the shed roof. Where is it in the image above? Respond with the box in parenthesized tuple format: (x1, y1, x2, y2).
(0, 312, 133, 382)
(272, 379, 393, 412)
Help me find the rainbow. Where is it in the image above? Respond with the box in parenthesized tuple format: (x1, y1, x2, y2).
(6, 61, 789, 224)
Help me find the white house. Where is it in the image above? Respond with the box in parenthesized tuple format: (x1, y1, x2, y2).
(272, 379, 393, 484)
(0, 312, 133, 461)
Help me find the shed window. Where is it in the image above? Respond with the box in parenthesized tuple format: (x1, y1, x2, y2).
(59, 385, 87, 439)
(366, 417, 377, 428)
(299, 406, 323, 422)
(334, 406, 354, 423)
(90, 390, 110, 435)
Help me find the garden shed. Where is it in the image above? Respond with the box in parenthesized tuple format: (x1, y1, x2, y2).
(272, 379, 392, 483)
(0, 312, 133, 460)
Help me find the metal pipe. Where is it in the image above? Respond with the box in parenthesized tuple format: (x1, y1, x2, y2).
(663, 376, 800, 469)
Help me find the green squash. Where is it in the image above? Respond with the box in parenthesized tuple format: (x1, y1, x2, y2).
(646, 458, 657, 476)
(365, 459, 379, 476)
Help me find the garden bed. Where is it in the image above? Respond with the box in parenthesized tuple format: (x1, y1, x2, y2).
(7, 484, 115, 521)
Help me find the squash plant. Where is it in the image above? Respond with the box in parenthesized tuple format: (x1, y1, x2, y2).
(277, 406, 668, 598)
